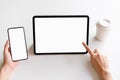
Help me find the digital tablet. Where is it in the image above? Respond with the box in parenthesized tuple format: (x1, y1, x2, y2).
(33, 15, 89, 54)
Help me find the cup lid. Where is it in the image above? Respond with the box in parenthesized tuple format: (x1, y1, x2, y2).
(99, 19, 110, 28)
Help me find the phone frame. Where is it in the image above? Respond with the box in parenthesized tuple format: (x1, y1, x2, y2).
(33, 15, 89, 55)
(7, 27, 28, 61)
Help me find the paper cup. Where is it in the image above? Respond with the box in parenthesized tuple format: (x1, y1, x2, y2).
(96, 19, 111, 41)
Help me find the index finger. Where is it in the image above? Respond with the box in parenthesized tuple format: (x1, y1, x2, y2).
(82, 42, 94, 57)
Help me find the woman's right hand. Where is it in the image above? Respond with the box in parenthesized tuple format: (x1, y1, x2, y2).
(82, 42, 112, 80)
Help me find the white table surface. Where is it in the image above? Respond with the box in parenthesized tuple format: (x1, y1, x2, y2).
(0, 0, 120, 80)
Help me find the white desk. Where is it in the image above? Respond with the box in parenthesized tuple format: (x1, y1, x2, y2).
(0, 0, 120, 80)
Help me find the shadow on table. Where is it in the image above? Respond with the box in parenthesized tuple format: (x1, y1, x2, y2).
(28, 44, 34, 56)
(28, 44, 100, 80)
(63, 54, 99, 80)
(86, 60, 99, 80)
(0, 60, 3, 68)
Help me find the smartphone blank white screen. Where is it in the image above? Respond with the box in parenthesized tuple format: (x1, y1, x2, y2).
(34, 17, 88, 53)
(8, 27, 28, 61)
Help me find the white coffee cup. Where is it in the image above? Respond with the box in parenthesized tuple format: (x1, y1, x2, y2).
(95, 19, 111, 41)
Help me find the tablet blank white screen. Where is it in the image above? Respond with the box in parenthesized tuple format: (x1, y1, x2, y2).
(35, 18, 87, 53)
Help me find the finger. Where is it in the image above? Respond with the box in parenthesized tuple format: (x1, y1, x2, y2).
(82, 42, 94, 57)
(94, 49, 99, 54)
(4, 40, 9, 53)
(4, 40, 9, 48)
(94, 49, 99, 53)
(94, 49, 101, 56)
(8, 47, 10, 52)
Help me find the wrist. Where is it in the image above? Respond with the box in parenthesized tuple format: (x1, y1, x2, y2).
(0, 65, 12, 80)
(99, 69, 112, 80)
(1, 64, 12, 75)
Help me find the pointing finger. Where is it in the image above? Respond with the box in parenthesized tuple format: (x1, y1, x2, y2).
(82, 42, 94, 57)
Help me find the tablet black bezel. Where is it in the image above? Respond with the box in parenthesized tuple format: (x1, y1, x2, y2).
(33, 15, 89, 55)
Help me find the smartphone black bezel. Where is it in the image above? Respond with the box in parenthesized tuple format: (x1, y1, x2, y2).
(7, 27, 28, 61)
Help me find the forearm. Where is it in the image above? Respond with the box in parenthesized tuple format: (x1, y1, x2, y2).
(0, 65, 12, 80)
(0, 40, 18, 80)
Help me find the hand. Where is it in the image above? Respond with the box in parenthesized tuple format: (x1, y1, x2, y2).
(82, 42, 112, 80)
(0, 40, 19, 80)
(2, 40, 19, 71)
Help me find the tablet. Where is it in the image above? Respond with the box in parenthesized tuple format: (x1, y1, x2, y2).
(33, 15, 89, 54)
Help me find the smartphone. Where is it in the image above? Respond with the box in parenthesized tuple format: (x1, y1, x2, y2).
(7, 27, 28, 61)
